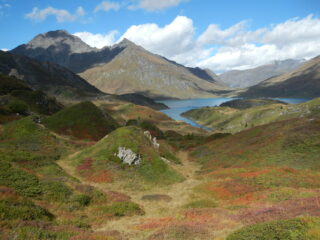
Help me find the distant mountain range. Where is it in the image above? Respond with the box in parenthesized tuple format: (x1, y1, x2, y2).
(218, 59, 305, 88)
(11, 30, 229, 99)
(241, 55, 320, 98)
(7, 29, 320, 99)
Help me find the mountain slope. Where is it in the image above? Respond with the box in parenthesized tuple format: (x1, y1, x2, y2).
(240, 56, 320, 98)
(219, 59, 304, 88)
(0, 50, 102, 99)
(12, 30, 229, 99)
(182, 98, 320, 133)
(80, 39, 228, 99)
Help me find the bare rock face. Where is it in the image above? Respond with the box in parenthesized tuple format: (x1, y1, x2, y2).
(144, 131, 160, 149)
(116, 147, 141, 165)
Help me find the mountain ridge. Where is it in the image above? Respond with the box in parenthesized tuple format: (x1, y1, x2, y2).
(11, 30, 229, 99)
(219, 59, 305, 88)
(240, 55, 320, 98)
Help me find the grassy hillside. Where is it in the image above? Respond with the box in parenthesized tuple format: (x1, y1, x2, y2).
(65, 126, 184, 189)
(43, 101, 119, 141)
(0, 116, 145, 239)
(182, 98, 320, 133)
(192, 117, 320, 170)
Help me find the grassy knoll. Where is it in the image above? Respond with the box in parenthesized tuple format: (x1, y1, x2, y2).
(43, 101, 119, 141)
(66, 126, 184, 188)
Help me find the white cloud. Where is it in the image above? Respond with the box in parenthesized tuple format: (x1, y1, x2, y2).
(1, 48, 9, 51)
(94, 1, 121, 12)
(129, 0, 186, 11)
(26, 6, 85, 23)
(73, 31, 119, 48)
(120, 16, 194, 57)
(197, 14, 320, 72)
(75, 14, 320, 72)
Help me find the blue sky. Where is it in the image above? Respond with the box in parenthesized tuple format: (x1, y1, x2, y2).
(1, 0, 320, 71)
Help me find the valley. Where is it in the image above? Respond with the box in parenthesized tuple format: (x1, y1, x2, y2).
(1, 26, 320, 240)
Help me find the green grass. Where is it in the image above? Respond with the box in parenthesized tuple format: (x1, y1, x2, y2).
(98, 201, 144, 217)
(0, 161, 43, 197)
(191, 118, 320, 171)
(0, 197, 54, 221)
(227, 217, 320, 240)
(69, 126, 184, 187)
(4, 226, 75, 240)
(43, 101, 119, 141)
(184, 199, 217, 209)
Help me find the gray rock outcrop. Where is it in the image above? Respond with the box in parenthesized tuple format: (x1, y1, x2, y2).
(144, 131, 160, 149)
(116, 147, 141, 165)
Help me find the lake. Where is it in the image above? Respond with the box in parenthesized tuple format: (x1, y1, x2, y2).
(158, 98, 310, 130)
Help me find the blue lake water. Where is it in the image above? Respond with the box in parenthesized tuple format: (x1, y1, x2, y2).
(158, 98, 311, 130)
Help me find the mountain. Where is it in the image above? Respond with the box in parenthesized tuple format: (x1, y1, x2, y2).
(11, 30, 124, 74)
(0, 50, 102, 99)
(240, 55, 320, 98)
(219, 59, 305, 88)
(80, 39, 228, 99)
(11, 30, 229, 99)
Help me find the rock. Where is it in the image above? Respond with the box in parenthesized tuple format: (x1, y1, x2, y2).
(152, 137, 160, 149)
(141, 194, 172, 202)
(32, 115, 41, 124)
(144, 131, 160, 149)
(116, 147, 141, 165)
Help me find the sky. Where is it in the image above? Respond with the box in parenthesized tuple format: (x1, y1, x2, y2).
(0, 0, 320, 72)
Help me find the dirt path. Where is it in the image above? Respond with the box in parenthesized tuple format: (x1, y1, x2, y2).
(57, 150, 203, 239)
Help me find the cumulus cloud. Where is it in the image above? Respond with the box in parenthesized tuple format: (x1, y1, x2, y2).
(94, 1, 121, 12)
(26, 6, 85, 22)
(197, 14, 320, 72)
(75, 14, 320, 72)
(1, 48, 9, 51)
(129, 0, 186, 11)
(73, 31, 119, 48)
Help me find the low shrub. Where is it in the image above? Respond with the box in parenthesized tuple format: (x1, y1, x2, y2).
(184, 199, 217, 209)
(0, 198, 54, 221)
(99, 201, 144, 217)
(227, 218, 308, 240)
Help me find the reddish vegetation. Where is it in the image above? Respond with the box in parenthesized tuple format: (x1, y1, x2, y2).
(71, 230, 124, 240)
(134, 217, 174, 230)
(77, 158, 93, 172)
(229, 192, 261, 206)
(148, 223, 212, 240)
(206, 186, 233, 199)
(238, 169, 270, 178)
(236, 196, 320, 224)
(86, 170, 112, 183)
(0, 186, 17, 198)
(205, 180, 259, 200)
(77, 158, 112, 183)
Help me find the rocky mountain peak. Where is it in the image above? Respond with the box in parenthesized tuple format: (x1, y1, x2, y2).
(113, 38, 143, 52)
(26, 29, 93, 53)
